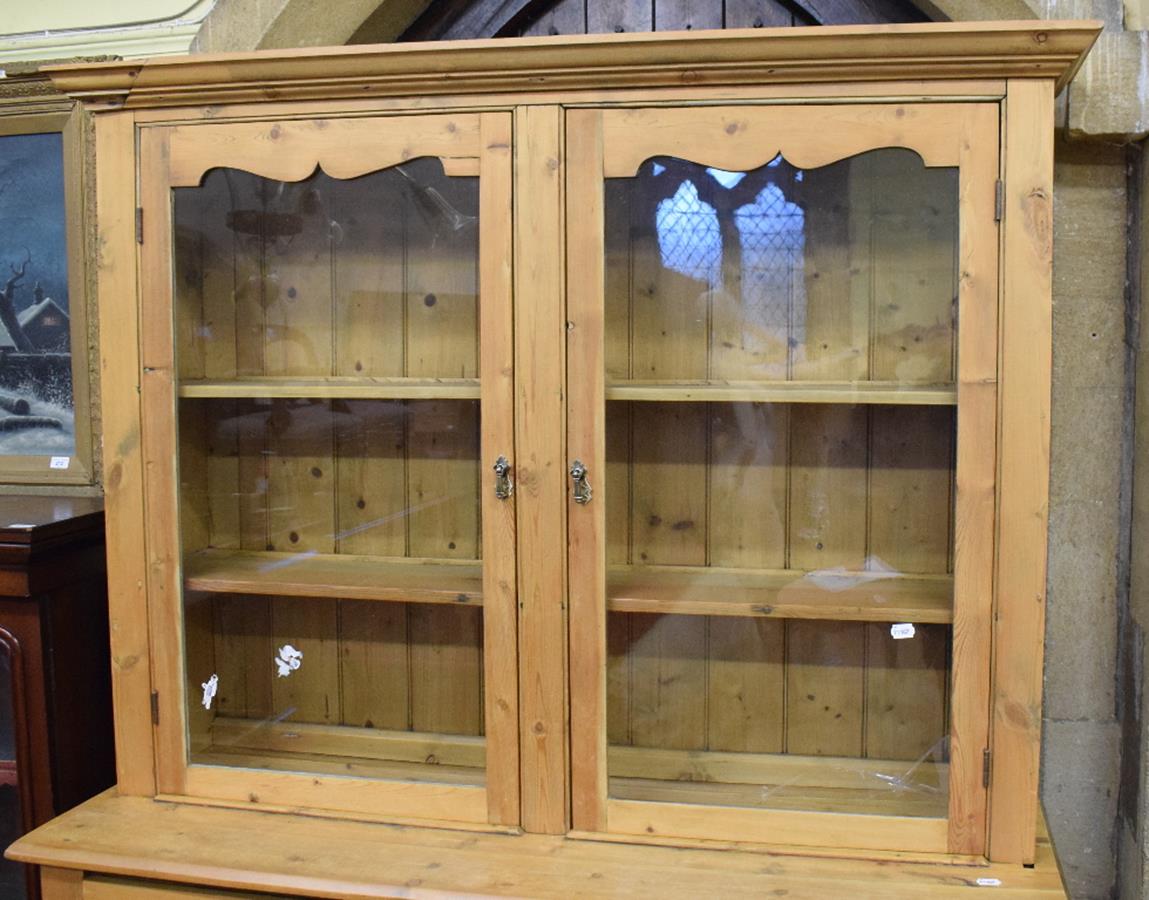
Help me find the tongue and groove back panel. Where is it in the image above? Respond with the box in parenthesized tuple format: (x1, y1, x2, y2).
(173, 145, 957, 772)
(174, 162, 486, 748)
(603, 149, 957, 767)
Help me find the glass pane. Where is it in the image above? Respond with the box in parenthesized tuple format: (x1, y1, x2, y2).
(603, 146, 959, 820)
(0, 132, 76, 459)
(174, 157, 485, 788)
(605, 150, 957, 385)
(175, 158, 478, 381)
(0, 643, 26, 899)
(185, 592, 485, 785)
(607, 612, 947, 817)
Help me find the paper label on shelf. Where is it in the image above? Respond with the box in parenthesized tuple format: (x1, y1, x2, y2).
(201, 674, 219, 710)
(275, 644, 303, 678)
(975, 878, 1002, 887)
(890, 623, 916, 640)
(49, 456, 70, 469)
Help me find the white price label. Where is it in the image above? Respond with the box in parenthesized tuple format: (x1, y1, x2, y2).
(49, 456, 70, 469)
(975, 878, 1002, 887)
(890, 623, 916, 640)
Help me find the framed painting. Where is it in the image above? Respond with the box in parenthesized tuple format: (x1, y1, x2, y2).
(0, 107, 92, 484)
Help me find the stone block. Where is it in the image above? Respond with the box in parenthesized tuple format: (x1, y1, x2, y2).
(1067, 30, 1149, 140)
(1052, 143, 1129, 393)
(1118, 819, 1144, 900)
(1050, 384, 1126, 505)
(1045, 493, 1120, 718)
(191, 0, 279, 54)
(1042, 718, 1121, 899)
(191, 0, 427, 53)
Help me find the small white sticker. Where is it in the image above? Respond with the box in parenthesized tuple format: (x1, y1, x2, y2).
(275, 644, 303, 678)
(201, 674, 219, 710)
(975, 878, 1002, 887)
(49, 456, 70, 470)
(890, 623, 916, 640)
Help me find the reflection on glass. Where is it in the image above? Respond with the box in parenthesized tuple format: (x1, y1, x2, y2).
(607, 613, 948, 817)
(653, 162, 806, 359)
(0, 133, 75, 459)
(605, 399, 955, 817)
(0, 643, 26, 899)
(606, 150, 957, 384)
(178, 397, 484, 784)
(174, 157, 486, 787)
(175, 158, 479, 381)
(179, 399, 481, 558)
(603, 146, 960, 821)
(185, 592, 486, 785)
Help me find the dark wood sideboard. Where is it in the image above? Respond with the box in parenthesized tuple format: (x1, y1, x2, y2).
(0, 497, 114, 899)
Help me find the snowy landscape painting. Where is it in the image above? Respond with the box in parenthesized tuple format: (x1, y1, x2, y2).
(0, 131, 74, 458)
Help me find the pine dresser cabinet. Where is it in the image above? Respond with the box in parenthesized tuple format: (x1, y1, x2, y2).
(8, 20, 1100, 899)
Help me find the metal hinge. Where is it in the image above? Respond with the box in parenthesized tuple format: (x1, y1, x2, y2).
(151, 690, 160, 726)
(982, 748, 992, 788)
(994, 180, 1004, 222)
(135, 207, 144, 244)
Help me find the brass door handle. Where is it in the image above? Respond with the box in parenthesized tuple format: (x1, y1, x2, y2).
(570, 460, 592, 505)
(493, 456, 513, 500)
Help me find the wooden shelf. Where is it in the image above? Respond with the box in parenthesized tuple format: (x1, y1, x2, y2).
(6, 792, 1072, 898)
(183, 549, 483, 605)
(608, 742, 948, 818)
(609, 776, 947, 818)
(607, 565, 953, 624)
(184, 552, 948, 623)
(178, 377, 481, 400)
(195, 746, 486, 787)
(198, 722, 948, 815)
(178, 379, 953, 405)
(199, 719, 486, 788)
(606, 381, 956, 405)
(200, 720, 947, 814)
(606, 747, 947, 820)
(608, 745, 946, 792)
(209, 718, 486, 769)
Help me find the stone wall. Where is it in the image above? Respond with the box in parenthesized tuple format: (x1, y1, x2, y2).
(1117, 139, 1149, 900)
(1045, 137, 1130, 899)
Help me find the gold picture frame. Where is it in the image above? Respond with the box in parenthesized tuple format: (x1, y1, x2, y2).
(0, 96, 94, 485)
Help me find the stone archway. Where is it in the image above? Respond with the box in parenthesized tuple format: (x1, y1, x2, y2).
(191, 0, 432, 52)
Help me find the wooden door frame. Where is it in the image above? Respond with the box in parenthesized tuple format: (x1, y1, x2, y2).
(134, 110, 520, 828)
(988, 78, 1055, 866)
(565, 100, 999, 856)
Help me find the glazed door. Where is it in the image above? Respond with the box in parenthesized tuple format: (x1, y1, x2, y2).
(567, 103, 999, 854)
(138, 113, 518, 826)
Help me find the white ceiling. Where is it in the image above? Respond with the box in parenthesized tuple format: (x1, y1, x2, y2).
(6, 0, 209, 36)
(0, 0, 216, 62)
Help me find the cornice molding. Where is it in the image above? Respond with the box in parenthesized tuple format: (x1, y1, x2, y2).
(44, 20, 1101, 112)
(0, 25, 202, 66)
